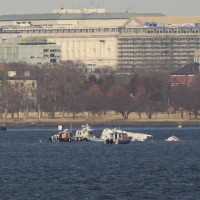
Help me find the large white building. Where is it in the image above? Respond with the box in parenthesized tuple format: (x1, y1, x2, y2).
(1, 8, 200, 71)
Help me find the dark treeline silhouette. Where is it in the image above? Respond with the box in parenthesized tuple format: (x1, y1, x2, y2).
(0, 61, 200, 120)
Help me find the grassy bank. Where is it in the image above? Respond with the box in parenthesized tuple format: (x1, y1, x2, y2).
(1, 111, 200, 127)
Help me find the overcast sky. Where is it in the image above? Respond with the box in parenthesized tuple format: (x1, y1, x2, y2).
(0, 0, 200, 16)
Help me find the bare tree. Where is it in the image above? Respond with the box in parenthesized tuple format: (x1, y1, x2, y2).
(133, 72, 169, 119)
(107, 83, 133, 119)
(82, 84, 104, 118)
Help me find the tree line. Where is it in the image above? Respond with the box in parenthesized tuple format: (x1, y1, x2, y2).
(0, 61, 200, 120)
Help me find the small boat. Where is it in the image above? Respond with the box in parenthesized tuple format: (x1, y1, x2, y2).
(74, 124, 96, 141)
(165, 136, 181, 141)
(49, 129, 74, 142)
(0, 123, 6, 131)
(177, 122, 182, 128)
(101, 128, 131, 144)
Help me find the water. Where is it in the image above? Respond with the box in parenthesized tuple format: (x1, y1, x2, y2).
(0, 126, 200, 200)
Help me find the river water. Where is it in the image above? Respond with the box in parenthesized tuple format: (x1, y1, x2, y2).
(0, 126, 199, 200)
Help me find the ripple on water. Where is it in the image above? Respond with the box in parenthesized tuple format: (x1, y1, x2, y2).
(0, 126, 200, 200)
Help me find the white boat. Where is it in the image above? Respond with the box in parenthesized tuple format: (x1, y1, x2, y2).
(49, 129, 74, 142)
(110, 128, 152, 142)
(101, 128, 131, 144)
(165, 136, 181, 141)
(0, 123, 6, 131)
(74, 124, 96, 141)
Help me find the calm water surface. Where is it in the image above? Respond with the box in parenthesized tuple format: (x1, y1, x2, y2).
(0, 126, 200, 200)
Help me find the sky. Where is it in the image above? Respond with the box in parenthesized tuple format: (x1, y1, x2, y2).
(0, 0, 200, 16)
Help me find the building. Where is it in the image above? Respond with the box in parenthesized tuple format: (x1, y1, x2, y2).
(8, 70, 37, 103)
(170, 63, 200, 86)
(194, 49, 200, 63)
(118, 27, 200, 70)
(0, 37, 61, 64)
(1, 8, 200, 70)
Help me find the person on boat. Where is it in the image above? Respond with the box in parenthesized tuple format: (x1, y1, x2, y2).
(83, 132, 87, 139)
(118, 135, 122, 140)
(125, 134, 129, 139)
(62, 132, 67, 141)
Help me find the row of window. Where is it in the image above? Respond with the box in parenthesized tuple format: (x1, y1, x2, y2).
(118, 54, 192, 58)
(119, 37, 200, 41)
(16, 21, 31, 25)
(3, 27, 200, 35)
(118, 42, 200, 46)
(118, 46, 200, 50)
(171, 76, 194, 82)
(15, 81, 36, 88)
(124, 28, 200, 34)
(43, 49, 60, 52)
(118, 59, 193, 63)
(2, 27, 119, 34)
(118, 51, 193, 54)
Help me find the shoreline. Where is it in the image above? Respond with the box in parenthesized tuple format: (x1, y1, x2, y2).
(2, 119, 200, 128)
(1, 111, 200, 128)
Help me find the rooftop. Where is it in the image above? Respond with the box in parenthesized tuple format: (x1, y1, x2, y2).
(0, 12, 164, 21)
(171, 63, 200, 75)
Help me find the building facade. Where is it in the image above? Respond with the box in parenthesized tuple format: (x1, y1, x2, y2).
(7, 70, 37, 103)
(170, 63, 200, 86)
(118, 27, 200, 70)
(0, 37, 61, 64)
(194, 49, 200, 63)
(1, 8, 200, 70)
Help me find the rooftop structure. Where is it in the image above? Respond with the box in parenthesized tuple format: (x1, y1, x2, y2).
(52, 8, 106, 14)
(171, 63, 200, 75)
(0, 11, 164, 22)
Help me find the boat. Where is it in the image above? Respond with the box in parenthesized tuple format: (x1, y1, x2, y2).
(178, 122, 182, 128)
(112, 128, 152, 141)
(49, 128, 74, 142)
(74, 124, 96, 141)
(0, 123, 6, 131)
(101, 128, 131, 144)
(165, 136, 181, 141)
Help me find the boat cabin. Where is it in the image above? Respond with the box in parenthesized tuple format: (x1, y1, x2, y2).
(75, 124, 95, 140)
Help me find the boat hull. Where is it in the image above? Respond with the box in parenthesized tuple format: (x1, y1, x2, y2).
(118, 139, 131, 144)
(0, 124, 6, 131)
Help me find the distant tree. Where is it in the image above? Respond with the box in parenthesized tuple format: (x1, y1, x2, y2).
(82, 84, 104, 118)
(97, 75, 116, 113)
(107, 83, 133, 119)
(187, 76, 200, 119)
(82, 74, 97, 90)
(35, 65, 48, 118)
(169, 85, 188, 119)
(5, 62, 38, 119)
(57, 62, 83, 118)
(0, 64, 23, 119)
(36, 62, 84, 119)
(127, 74, 139, 95)
(134, 73, 169, 119)
(98, 74, 116, 94)
(37, 65, 62, 118)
